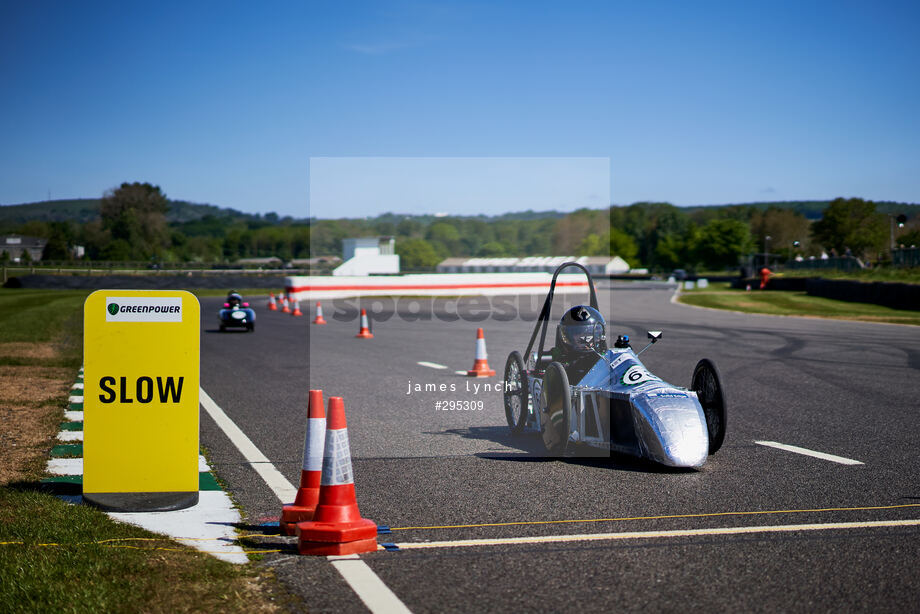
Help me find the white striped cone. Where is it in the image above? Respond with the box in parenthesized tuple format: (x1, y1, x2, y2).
(280, 390, 327, 535)
(467, 327, 496, 376)
(296, 397, 377, 555)
(267, 293, 277, 311)
(355, 309, 373, 338)
(313, 302, 327, 325)
(281, 295, 291, 313)
(292, 300, 303, 316)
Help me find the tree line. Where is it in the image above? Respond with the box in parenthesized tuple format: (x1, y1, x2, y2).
(2, 182, 918, 272)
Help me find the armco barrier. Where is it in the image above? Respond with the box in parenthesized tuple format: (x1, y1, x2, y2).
(284, 273, 591, 301)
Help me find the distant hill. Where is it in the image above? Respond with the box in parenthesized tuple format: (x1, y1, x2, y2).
(0, 199, 102, 225)
(3, 197, 917, 229)
(0, 198, 260, 226)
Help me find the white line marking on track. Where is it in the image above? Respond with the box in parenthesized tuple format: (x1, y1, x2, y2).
(388, 519, 920, 550)
(199, 387, 297, 503)
(328, 555, 413, 614)
(755, 440, 864, 465)
(199, 387, 413, 614)
(417, 361, 448, 370)
(454, 370, 467, 375)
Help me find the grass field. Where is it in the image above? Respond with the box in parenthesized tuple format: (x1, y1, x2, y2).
(0, 288, 284, 613)
(679, 282, 920, 325)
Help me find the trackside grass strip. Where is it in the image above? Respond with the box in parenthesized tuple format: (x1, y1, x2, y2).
(0, 489, 275, 614)
(678, 283, 920, 325)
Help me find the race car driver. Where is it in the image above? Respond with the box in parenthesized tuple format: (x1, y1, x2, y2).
(552, 305, 607, 382)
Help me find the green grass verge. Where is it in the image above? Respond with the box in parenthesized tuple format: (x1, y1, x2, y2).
(0, 488, 270, 614)
(679, 283, 920, 325)
(0, 290, 89, 366)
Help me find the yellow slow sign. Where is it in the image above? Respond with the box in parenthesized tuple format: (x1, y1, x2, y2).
(83, 290, 200, 511)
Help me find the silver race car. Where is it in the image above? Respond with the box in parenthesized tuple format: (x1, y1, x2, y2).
(503, 262, 726, 467)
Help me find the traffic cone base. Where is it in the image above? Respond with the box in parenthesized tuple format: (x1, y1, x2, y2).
(467, 361, 496, 377)
(296, 517, 377, 543)
(280, 503, 318, 535)
(297, 536, 379, 556)
(279, 473, 321, 535)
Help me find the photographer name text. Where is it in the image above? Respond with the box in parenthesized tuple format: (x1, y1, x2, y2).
(407, 380, 514, 395)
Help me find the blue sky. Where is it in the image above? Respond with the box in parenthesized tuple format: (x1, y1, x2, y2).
(1, 1, 918, 218)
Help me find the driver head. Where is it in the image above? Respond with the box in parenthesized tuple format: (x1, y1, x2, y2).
(557, 305, 606, 354)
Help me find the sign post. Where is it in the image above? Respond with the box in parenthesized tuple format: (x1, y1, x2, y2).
(83, 290, 200, 511)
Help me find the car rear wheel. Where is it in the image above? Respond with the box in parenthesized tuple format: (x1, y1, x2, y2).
(540, 362, 572, 456)
(691, 358, 727, 454)
(503, 351, 528, 434)
(219, 324, 226, 332)
(247, 323, 255, 332)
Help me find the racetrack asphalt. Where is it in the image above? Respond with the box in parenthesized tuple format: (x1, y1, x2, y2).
(199, 283, 920, 613)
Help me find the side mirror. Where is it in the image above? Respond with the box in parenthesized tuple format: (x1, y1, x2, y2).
(636, 331, 663, 357)
(223, 303, 230, 308)
(242, 302, 250, 307)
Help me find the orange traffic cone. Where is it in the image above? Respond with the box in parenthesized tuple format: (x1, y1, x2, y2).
(313, 302, 327, 325)
(296, 397, 377, 555)
(292, 300, 303, 317)
(280, 390, 326, 535)
(267, 293, 278, 311)
(281, 295, 291, 314)
(466, 328, 496, 377)
(355, 309, 373, 339)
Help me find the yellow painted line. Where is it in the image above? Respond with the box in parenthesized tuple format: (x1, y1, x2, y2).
(388, 503, 920, 531)
(388, 519, 920, 551)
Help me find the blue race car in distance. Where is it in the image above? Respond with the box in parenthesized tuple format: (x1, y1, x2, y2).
(219, 291, 256, 332)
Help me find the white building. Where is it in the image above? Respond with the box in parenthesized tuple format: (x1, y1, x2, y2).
(436, 255, 630, 275)
(332, 237, 400, 276)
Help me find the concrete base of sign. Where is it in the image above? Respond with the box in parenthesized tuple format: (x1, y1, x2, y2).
(83, 491, 199, 512)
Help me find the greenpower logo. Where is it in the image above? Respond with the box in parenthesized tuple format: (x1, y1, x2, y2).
(104, 297, 183, 322)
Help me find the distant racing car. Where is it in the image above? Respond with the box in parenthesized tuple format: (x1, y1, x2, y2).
(218, 291, 256, 332)
(503, 262, 726, 467)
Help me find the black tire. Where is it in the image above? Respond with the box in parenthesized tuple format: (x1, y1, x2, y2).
(691, 358, 727, 454)
(503, 351, 528, 434)
(540, 361, 572, 456)
(219, 324, 226, 332)
(247, 323, 255, 332)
